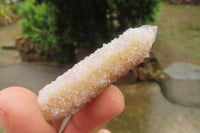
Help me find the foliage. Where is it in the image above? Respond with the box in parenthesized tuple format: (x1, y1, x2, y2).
(0, 4, 12, 17)
(164, 0, 200, 4)
(18, 0, 58, 60)
(107, 0, 162, 30)
(20, 0, 162, 63)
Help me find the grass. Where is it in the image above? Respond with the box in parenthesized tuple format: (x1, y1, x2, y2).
(151, 2, 200, 67)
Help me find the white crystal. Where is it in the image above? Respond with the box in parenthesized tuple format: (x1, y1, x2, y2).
(38, 25, 157, 123)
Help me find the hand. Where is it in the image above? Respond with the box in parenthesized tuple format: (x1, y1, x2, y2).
(0, 85, 124, 133)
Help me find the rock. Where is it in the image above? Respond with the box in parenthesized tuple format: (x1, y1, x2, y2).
(161, 62, 200, 107)
(151, 69, 166, 82)
(15, 37, 46, 62)
(136, 52, 165, 82)
(137, 67, 149, 81)
(117, 52, 166, 84)
(117, 69, 138, 84)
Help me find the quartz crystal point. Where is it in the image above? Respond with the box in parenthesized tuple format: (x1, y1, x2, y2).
(38, 25, 157, 123)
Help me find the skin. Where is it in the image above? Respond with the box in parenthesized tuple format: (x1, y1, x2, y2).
(0, 85, 124, 133)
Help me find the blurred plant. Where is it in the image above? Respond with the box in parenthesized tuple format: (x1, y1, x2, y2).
(19, 0, 162, 63)
(0, 4, 12, 17)
(0, 2, 19, 26)
(107, 0, 162, 32)
(18, 0, 58, 60)
(189, 25, 200, 31)
(164, 0, 200, 4)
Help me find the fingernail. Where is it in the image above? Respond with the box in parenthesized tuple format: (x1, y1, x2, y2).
(98, 129, 112, 133)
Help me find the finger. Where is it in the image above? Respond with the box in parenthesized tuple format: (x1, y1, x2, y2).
(52, 120, 63, 131)
(63, 85, 124, 133)
(0, 87, 56, 133)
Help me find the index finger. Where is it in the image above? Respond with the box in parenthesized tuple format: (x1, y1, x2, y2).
(63, 85, 124, 133)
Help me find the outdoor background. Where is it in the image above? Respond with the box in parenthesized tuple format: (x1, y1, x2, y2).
(0, 0, 200, 132)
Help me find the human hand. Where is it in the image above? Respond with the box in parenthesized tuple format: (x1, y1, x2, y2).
(0, 85, 124, 133)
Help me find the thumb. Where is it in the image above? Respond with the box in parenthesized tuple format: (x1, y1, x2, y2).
(0, 87, 55, 133)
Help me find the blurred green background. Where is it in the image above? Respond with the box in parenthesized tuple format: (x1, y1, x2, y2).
(16, 0, 161, 63)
